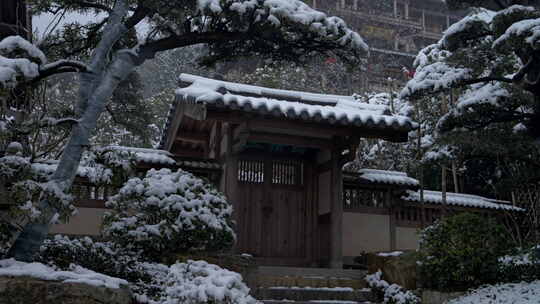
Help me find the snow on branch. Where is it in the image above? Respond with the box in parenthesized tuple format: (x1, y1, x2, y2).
(0, 36, 47, 64)
(143, 0, 368, 64)
(0, 56, 39, 88)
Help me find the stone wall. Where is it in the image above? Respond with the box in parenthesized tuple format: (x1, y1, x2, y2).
(0, 275, 132, 304)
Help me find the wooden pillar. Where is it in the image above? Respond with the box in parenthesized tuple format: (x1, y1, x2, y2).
(312, 0, 317, 9)
(330, 148, 343, 269)
(404, 1, 409, 19)
(422, 10, 426, 32)
(353, 0, 358, 10)
(393, 0, 398, 18)
(225, 125, 240, 245)
(388, 190, 397, 251)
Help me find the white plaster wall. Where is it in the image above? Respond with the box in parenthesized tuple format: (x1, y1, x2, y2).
(342, 212, 391, 254)
(396, 227, 420, 251)
(51, 208, 107, 236)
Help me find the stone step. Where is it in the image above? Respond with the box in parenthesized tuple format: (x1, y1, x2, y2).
(255, 267, 368, 289)
(255, 287, 376, 302)
(257, 275, 367, 289)
(258, 267, 367, 280)
(261, 300, 377, 304)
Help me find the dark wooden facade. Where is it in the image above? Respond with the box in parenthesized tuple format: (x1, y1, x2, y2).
(0, 0, 29, 39)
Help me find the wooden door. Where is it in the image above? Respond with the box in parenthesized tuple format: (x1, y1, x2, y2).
(236, 157, 312, 265)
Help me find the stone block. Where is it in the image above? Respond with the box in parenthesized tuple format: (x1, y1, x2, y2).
(367, 251, 418, 290)
(0, 275, 132, 304)
(422, 290, 466, 304)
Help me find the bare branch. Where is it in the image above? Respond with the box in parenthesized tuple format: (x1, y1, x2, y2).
(30, 60, 90, 83)
(460, 76, 515, 86)
(124, 4, 152, 29)
(138, 31, 251, 61)
(78, 1, 113, 12)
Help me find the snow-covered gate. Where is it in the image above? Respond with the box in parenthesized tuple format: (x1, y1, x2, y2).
(160, 74, 415, 268)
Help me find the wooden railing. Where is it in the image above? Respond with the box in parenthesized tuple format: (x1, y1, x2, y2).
(71, 180, 119, 209)
(343, 187, 499, 228)
(394, 205, 443, 228)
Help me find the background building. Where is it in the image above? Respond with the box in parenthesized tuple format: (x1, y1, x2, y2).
(308, 0, 466, 92)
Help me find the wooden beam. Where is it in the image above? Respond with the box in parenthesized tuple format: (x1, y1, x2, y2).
(248, 132, 333, 150)
(176, 131, 209, 144)
(206, 110, 410, 143)
(317, 160, 333, 174)
(170, 146, 205, 159)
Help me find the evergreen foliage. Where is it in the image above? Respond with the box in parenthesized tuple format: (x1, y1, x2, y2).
(103, 169, 235, 260)
(418, 213, 513, 291)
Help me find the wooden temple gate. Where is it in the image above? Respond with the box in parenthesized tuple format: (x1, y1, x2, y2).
(235, 155, 317, 266)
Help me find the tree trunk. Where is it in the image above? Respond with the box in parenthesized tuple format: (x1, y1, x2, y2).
(8, 49, 140, 261)
(441, 165, 448, 217)
(452, 160, 459, 193)
(7, 1, 138, 261)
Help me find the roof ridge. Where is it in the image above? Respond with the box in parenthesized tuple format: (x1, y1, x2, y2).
(178, 73, 389, 110)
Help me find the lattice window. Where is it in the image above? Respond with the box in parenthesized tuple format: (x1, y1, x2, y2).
(238, 160, 264, 183)
(344, 187, 386, 209)
(272, 160, 303, 186)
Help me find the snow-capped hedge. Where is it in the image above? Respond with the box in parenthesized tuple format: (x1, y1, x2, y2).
(365, 270, 419, 304)
(103, 168, 235, 259)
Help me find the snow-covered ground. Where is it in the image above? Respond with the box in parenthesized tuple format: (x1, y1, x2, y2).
(0, 259, 127, 289)
(448, 281, 540, 304)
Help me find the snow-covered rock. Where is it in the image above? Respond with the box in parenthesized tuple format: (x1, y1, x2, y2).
(0, 259, 127, 289)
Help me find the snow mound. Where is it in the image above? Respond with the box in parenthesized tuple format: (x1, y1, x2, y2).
(0, 259, 127, 289)
(448, 281, 540, 304)
(163, 260, 258, 304)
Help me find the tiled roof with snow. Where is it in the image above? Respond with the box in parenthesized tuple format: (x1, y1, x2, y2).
(402, 190, 523, 211)
(177, 160, 222, 170)
(105, 146, 176, 166)
(175, 74, 417, 132)
(359, 169, 420, 187)
(31, 161, 112, 183)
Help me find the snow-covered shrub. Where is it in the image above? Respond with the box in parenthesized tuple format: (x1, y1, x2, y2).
(418, 213, 513, 291)
(498, 245, 540, 282)
(0, 152, 75, 256)
(38, 237, 257, 304)
(38, 235, 168, 300)
(103, 168, 235, 260)
(89, 147, 137, 186)
(365, 270, 419, 304)
(162, 260, 257, 304)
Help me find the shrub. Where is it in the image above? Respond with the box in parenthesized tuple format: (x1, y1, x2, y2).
(418, 212, 513, 291)
(365, 270, 420, 304)
(498, 245, 540, 282)
(38, 235, 168, 301)
(38, 236, 256, 304)
(102, 168, 235, 261)
(162, 260, 258, 304)
(0, 152, 75, 256)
